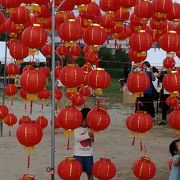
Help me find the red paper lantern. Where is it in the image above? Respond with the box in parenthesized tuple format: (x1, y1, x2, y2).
(57, 157, 83, 180)
(163, 57, 176, 69)
(58, 19, 83, 46)
(153, 0, 173, 14)
(87, 107, 110, 131)
(4, 113, 17, 127)
(6, 63, 20, 77)
(99, 0, 120, 13)
(78, 86, 91, 97)
(39, 66, 51, 78)
(55, 0, 75, 11)
(0, 0, 22, 11)
(19, 116, 32, 125)
(166, 96, 178, 108)
(54, 116, 61, 132)
(69, 45, 82, 59)
(10, 6, 30, 25)
(36, 115, 48, 129)
(56, 44, 69, 58)
(119, 0, 138, 8)
(57, 107, 82, 130)
(20, 89, 27, 100)
(160, 31, 180, 53)
(129, 30, 153, 52)
(55, 65, 62, 79)
(66, 90, 75, 100)
(4, 84, 18, 98)
(82, 63, 93, 73)
(133, 156, 156, 179)
(167, 3, 180, 21)
(162, 72, 180, 96)
(128, 49, 147, 63)
(41, 43, 52, 58)
(114, 7, 130, 22)
(93, 158, 116, 180)
(37, 88, 50, 100)
(59, 65, 84, 91)
(21, 25, 47, 55)
(9, 42, 29, 63)
(71, 92, 85, 106)
(88, 68, 111, 94)
(100, 15, 115, 30)
(168, 110, 180, 130)
(55, 88, 63, 101)
(85, 51, 99, 65)
(20, 69, 46, 100)
(0, 105, 9, 120)
(16, 122, 43, 151)
(0, 10, 5, 25)
(134, 0, 154, 19)
(126, 112, 153, 134)
(127, 72, 150, 97)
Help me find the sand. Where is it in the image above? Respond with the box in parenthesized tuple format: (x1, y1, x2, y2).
(0, 98, 175, 180)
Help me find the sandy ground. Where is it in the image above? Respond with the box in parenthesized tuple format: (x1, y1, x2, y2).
(0, 98, 176, 180)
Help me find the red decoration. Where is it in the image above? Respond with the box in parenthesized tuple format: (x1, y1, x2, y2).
(59, 65, 84, 90)
(20, 69, 46, 100)
(56, 44, 69, 58)
(100, 14, 115, 30)
(4, 113, 17, 127)
(9, 42, 29, 63)
(114, 7, 130, 22)
(0, 10, 5, 24)
(78, 86, 91, 97)
(167, 3, 180, 21)
(133, 156, 156, 179)
(166, 96, 178, 108)
(41, 43, 52, 58)
(57, 157, 83, 180)
(4, 84, 18, 100)
(55, 88, 63, 101)
(55, 66, 62, 79)
(20, 89, 27, 100)
(21, 25, 47, 55)
(6, 63, 20, 77)
(4, 18, 19, 37)
(127, 72, 150, 97)
(37, 88, 50, 100)
(160, 31, 180, 53)
(128, 49, 147, 63)
(71, 92, 85, 106)
(57, 107, 82, 130)
(153, 0, 173, 14)
(99, 0, 120, 13)
(69, 45, 82, 59)
(39, 66, 51, 78)
(19, 116, 32, 125)
(55, 0, 75, 11)
(88, 68, 111, 94)
(16, 122, 43, 151)
(0, 0, 22, 10)
(0, 105, 8, 120)
(36, 116, 48, 129)
(119, 0, 138, 8)
(93, 158, 116, 180)
(87, 107, 110, 131)
(85, 51, 99, 65)
(163, 57, 176, 69)
(168, 110, 180, 130)
(129, 31, 153, 52)
(82, 63, 93, 73)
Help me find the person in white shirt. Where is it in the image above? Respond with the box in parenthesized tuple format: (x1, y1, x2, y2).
(74, 108, 94, 180)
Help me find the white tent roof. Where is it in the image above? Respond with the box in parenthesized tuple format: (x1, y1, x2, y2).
(0, 41, 46, 64)
(146, 48, 180, 67)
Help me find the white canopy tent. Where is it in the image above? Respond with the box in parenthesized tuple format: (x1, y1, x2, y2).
(146, 48, 180, 68)
(0, 41, 46, 64)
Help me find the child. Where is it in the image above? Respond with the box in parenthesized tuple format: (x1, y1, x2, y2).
(169, 139, 180, 180)
(74, 108, 94, 180)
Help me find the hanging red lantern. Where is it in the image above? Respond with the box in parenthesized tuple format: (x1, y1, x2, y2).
(71, 92, 85, 106)
(88, 68, 111, 94)
(19, 116, 32, 125)
(93, 158, 116, 180)
(162, 72, 180, 96)
(21, 25, 47, 55)
(100, 14, 115, 31)
(59, 65, 84, 92)
(56, 44, 69, 58)
(176, 23, 180, 34)
(99, 0, 120, 14)
(78, 86, 91, 97)
(127, 72, 150, 97)
(119, 0, 138, 8)
(20, 69, 46, 101)
(20, 89, 27, 100)
(130, 13, 147, 29)
(166, 96, 178, 108)
(6, 63, 20, 78)
(0, 105, 9, 121)
(16, 122, 43, 151)
(167, 3, 180, 21)
(55, 0, 75, 11)
(9, 42, 29, 63)
(54, 116, 61, 133)
(41, 43, 52, 58)
(55, 65, 62, 79)
(0, 0, 22, 12)
(55, 88, 63, 102)
(168, 110, 180, 131)
(163, 57, 176, 69)
(10, 6, 30, 26)
(4, 84, 18, 105)
(66, 90, 76, 100)
(0, 10, 5, 24)
(87, 107, 110, 131)
(160, 31, 180, 54)
(82, 63, 93, 73)
(58, 19, 83, 46)
(69, 45, 82, 59)
(129, 30, 153, 52)
(4, 113, 17, 127)
(37, 88, 50, 100)
(57, 107, 82, 130)
(36, 115, 48, 129)
(39, 66, 51, 78)
(128, 49, 147, 63)
(57, 157, 83, 180)
(74, 0, 91, 12)
(85, 51, 99, 65)
(114, 7, 130, 22)
(133, 156, 156, 180)
(83, 24, 108, 51)
(37, 5, 51, 19)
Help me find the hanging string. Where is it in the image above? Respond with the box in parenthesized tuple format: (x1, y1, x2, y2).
(8, 128, 11, 137)
(27, 154, 30, 169)
(67, 136, 70, 151)
(132, 135, 135, 146)
(30, 101, 33, 114)
(42, 103, 44, 111)
(140, 140, 143, 151)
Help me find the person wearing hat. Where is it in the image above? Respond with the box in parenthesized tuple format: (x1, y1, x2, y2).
(74, 108, 94, 180)
(169, 139, 180, 180)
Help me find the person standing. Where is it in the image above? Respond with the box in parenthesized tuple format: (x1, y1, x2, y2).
(74, 108, 94, 180)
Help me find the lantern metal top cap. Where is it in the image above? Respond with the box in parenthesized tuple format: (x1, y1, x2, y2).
(100, 158, 111, 162)
(66, 157, 76, 161)
(141, 156, 151, 162)
(33, 24, 40, 27)
(169, 30, 177, 33)
(68, 19, 76, 22)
